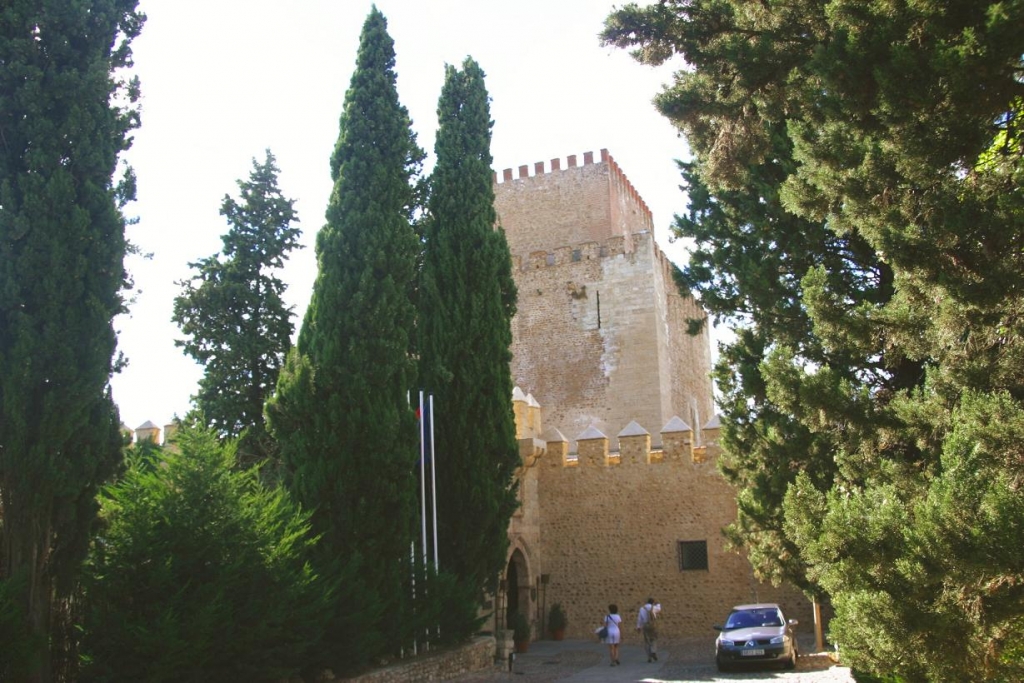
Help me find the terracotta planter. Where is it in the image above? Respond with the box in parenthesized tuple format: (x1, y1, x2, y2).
(551, 628, 565, 641)
(515, 640, 530, 654)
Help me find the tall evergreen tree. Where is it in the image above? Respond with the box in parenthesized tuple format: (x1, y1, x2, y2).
(672, 145, 896, 593)
(172, 150, 301, 467)
(0, 2, 143, 681)
(80, 427, 331, 683)
(265, 7, 423, 671)
(604, 1, 1024, 679)
(418, 58, 519, 608)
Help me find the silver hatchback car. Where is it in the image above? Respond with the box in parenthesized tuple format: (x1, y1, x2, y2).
(714, 603, 798, 671)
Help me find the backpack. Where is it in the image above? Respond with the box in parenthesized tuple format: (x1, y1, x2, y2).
(642, 605, 658, 637)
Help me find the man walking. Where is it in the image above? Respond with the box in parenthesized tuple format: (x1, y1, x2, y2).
(636, 597, 659, 662)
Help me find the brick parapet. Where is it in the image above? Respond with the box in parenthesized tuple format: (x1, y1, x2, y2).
(494, 149, 653, 258)
(494, 149, 652, 230)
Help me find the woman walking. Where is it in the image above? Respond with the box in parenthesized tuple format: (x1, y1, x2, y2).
(601, 604, 624, 666)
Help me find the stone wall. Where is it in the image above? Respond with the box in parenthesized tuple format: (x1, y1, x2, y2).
(495, 151, 715, 451)
(494, 149, 652, 256)
(505, 393, 812, 642)
(651, 248, 716, 440)
(528, 420, 812, 641)
(339, 637, 495, 682)
(493, 150, 809, 644)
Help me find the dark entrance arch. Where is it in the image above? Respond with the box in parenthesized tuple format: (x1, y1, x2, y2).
(505, 558, 519, 628)
(503, 547, 531, 632)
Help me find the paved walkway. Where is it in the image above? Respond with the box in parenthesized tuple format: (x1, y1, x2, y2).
(452, 636, 856, 683)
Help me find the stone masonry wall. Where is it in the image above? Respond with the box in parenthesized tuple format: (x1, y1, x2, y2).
(496, 151, 714, 450)
(495, 150, 803, 645)
(533, 428, 812, 641)
(659, 251, 716, 439)
(340, 637, 495, 683)
(494, 149, 652, 257)
(508, 236, 665, 449)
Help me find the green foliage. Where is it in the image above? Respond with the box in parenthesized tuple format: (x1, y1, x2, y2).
(548, 603, 568, 632)
(173, 150, 301, 469)
(266, 7, 424, 673)
(407, 565, 486, 647)
(787, 391, 1024, 682)
(605, 1, 1024, 680)
(80, 427, 331, 683)
(512, 611, 531, 643)
(122, 432, 169, 475)
(417, 57, 520, 610)
(0, 572, 44, 680)
(0, 0, 144, 677)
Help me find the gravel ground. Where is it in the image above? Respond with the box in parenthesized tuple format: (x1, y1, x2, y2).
(451, 636, 856, 683)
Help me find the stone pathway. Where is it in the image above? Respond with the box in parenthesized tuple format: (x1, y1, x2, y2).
(451, 637, 856, 683)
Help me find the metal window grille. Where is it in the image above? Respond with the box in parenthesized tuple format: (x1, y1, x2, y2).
(677, 540, 709, 571)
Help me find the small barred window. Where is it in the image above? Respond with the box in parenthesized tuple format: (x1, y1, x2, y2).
(677, 540, 709, 571)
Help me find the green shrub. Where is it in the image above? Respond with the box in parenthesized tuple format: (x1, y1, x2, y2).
(408, 567, 486, 647)
(0, 572, 43, 680)
(548, 603, 567, 632)
(513, 612, 531, 642)
(80, 427, 333, 683)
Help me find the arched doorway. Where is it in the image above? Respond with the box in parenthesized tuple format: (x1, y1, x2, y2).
(503, 547, 531, 630)
(506, 559, 519, 628)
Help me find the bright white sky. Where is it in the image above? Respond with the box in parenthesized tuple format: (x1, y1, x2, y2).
(111, 0, 697, 431)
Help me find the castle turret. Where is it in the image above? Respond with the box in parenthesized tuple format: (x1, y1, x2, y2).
(134, 420, 160, 444)
(512, 386, 529, 439)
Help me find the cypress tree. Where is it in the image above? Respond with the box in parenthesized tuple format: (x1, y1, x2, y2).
(266, 7, 423, 671)
(604, 1, 1024, 678)
(417, 58, 519, 607)
(172, 150, 301, 469)
(0, 2, 143, 680)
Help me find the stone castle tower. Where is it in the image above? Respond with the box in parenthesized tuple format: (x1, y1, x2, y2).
(494, 149, 715, 450)
(492, 150, 810, 646)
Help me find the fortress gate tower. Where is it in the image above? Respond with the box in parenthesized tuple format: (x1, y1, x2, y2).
(490, 151, 812, 647)
(494, 149, 715, 450)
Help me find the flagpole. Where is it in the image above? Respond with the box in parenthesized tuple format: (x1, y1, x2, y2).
(429, 393, 439, 570)
(419, 390, 428, 565)
(409, 541, 417, 655)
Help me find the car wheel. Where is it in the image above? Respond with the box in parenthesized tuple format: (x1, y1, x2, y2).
(716, 657, 730, 673)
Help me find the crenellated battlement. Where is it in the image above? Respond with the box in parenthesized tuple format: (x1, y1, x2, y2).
(493, 149, 654, 233)
(511, 386, 720, 470)
(494, 149, 604, 184)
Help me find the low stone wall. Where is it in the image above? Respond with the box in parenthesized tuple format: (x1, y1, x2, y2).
(341, 637, 495, 682)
